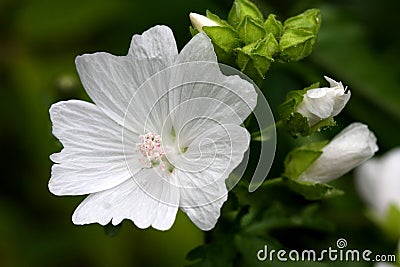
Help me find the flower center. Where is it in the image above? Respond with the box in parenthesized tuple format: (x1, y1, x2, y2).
(137, 132, 173, 172)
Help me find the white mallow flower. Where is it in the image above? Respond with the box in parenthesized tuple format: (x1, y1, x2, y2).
(355, 148, 400, 218)
(296, 76, 351, 126)
(49, 25, 257, 231)
(374, 263, 397, 267)
(299, 122, 378, 183)
(189, 12, 220, 32)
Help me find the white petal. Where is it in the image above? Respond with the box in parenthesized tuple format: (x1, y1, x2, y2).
(380, 149, 400, 209)
(331, 90, 351, 117)
(171, 124, 250, 180)
(356, 148, 400, 217)
(175, 32, 217, 63)
(180, 184, 227, 231)
(167, 73, 257, 145)
(117, 33, 220, 138)
(301, 88, 336, 119)
(296, 76, 350, 126)
(164, 34, 256, 144)
(72, 169, 180, 231)
(373, 263, 397, 267)
(171, 72, 256, 134)
(354, 159, 385, 214)
(299, 122, 378, 183)
(324, 76, 341, 88)
(49, 100, 139, 195)
(75, 25, 178, 127)
(172, 124, 250, 230)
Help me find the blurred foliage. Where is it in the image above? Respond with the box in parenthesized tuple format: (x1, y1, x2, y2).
(1, 0, 399, 266)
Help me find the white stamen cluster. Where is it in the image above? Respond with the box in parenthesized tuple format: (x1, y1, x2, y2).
(137, 132, 165, 170)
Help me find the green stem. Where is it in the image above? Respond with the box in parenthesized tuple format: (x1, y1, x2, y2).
(251, 120, 283, 141)
(261, 177, 284, 187)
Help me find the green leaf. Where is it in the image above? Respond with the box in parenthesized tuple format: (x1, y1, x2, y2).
(310, 117, 336, 132)
(186, 245, 206, 261)
(189, 26, 199, 37)
(228, 0, 264, 28)
(237, 16, 266, 45)
(285, 178, 344, 200)
(383, 204, 400, 240)
(265, 14, 283, 38)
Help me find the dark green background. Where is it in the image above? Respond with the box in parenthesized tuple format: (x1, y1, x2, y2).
(1, 0, 399, 266)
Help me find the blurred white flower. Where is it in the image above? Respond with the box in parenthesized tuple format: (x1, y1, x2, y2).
(374, 262, 397, 267)
(296, 76, 351, 126)
(189, 12, 220, 32)
(299, 122, 378, 183)
(49, 25, 257, 231)
(355, 148, 400, 218)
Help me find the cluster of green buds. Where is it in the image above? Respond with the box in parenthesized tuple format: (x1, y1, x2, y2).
(189, 0, 321, 85)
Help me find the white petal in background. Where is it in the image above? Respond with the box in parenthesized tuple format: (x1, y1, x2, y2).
(374, 263, 397, 267)
(355, 148, 400, 218)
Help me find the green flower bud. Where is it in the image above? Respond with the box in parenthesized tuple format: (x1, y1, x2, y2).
(284, 9, 321, 34)
(264, 14, 283, 38)
(228, 0, 264, 28)
(279, 9, 321, 62)
(237, 16, 266, 45)
(236, 33, 278, 85)
(202, 26, 243, 65)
